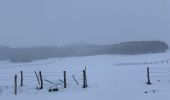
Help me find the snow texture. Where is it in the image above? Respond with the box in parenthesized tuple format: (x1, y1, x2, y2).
(0, 51, 170, 100)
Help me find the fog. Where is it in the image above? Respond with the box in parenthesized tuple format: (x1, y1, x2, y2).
(0, 0, 169, 47)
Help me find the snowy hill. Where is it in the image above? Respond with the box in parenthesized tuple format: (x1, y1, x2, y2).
(0, 51, 170, 100)
(0, 0, 169, 99)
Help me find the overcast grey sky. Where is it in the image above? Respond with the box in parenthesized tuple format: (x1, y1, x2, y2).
(0, 0, 169, 47)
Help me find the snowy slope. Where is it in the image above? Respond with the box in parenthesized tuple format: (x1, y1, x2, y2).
(0, 51, 170, 100)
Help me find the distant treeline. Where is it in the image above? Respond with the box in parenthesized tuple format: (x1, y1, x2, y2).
(0, 41, 169, 63)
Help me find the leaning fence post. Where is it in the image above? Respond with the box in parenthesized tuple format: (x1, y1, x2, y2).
(35, 71, 40, 85)
(14, 75, 17, 95)
(72, 75, 79, 85)
(64, 71, 67, 88)
(39, 71, 43, 89)
(147, 67, 151, 85)
(20, 71, 23, 87)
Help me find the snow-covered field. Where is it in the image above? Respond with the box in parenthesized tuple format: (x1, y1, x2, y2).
(0, 51, 170, 100)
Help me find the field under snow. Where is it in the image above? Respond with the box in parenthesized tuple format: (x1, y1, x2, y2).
(0, 51, 170, 100)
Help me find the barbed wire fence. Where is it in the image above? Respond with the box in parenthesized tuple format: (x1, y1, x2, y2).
(113, 58, 170, 67)
(0, 67, 88, 95)
(112, 58, 170, 85)
(146, 66, 170, 85)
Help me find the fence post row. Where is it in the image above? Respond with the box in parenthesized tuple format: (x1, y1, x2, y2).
(9, 68, 88, 95)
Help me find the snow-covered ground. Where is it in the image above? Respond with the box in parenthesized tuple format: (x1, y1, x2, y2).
(0, 51, 170, 100)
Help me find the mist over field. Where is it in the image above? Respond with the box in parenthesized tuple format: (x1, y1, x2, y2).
(1, 1, 170, 100)
(0, 0, 170, 47)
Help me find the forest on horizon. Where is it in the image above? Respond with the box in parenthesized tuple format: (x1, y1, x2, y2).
(0, 41, 168, 63)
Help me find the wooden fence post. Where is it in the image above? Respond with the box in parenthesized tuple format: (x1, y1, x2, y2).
(35, 71, 40, 85)
(14, 75, 17, 95)
(64, 71, 67, 88)
(39, 71, 43, 89)
(147, 67, 151, 85)
(83, 69, 87, 88)
(85, 67, 88, 87)
(20, 71, 23, 87)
